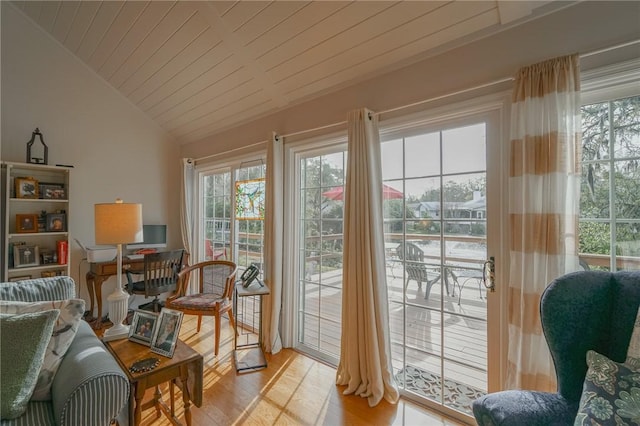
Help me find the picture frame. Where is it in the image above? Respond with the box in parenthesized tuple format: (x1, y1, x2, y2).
(9, 275, 32, 282)
(15, 177, 39, 199)
(150, 308, 183, 358)
(39, 183, 66, 200)
(46, 213, 66, 232)
(16, 214, 39, 233)
(40, 249, 55, 264)
(14, 245, 39, 268)
(128, 310, 159, 346)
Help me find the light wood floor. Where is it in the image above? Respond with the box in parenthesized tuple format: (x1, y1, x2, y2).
(113, 313, 468, 426)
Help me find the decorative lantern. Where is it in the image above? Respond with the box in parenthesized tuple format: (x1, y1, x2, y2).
(26, 128, 48, 165)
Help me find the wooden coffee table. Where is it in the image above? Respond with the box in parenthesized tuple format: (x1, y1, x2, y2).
(104, 338, 203, 426)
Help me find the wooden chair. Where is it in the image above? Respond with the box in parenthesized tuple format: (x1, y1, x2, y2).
(125, 249, 185, 312)
(166, 260, 238, 356)
(397, 242, 445, 300)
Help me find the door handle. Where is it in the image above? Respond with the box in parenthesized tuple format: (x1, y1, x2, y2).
(482, 256, 495, 292)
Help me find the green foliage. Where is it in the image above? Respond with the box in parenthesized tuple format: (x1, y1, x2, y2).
(579, 222, 610, 255)
(579, 95, 640, 259)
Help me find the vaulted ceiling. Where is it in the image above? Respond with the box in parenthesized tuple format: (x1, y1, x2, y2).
(11, 1, 568, 145)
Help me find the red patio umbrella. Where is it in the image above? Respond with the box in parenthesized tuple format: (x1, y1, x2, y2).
(322, 184, 403, 201)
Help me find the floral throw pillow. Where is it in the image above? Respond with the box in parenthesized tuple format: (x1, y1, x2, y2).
(574, 350, 640, 426)
(0, 299, 85, 401)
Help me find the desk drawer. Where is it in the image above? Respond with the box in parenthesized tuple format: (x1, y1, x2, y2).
(90, 260, 144, 275)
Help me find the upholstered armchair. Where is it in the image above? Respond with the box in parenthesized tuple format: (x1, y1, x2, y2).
(473, 270, 640, 425)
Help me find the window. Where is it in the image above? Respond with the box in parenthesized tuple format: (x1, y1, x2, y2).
(296, 148, 347, 362)
(199, 161, 266, 273)
(579, 95, 640, 271)
(235, 164, 266, 271)
(202, 170, 231, 261)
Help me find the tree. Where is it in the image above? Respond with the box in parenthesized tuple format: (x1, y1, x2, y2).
(580, 95, 640, 258)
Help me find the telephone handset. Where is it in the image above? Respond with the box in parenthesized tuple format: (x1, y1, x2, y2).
(241, 264, 260, 288)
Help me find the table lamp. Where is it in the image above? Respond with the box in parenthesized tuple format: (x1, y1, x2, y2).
(95, 199, 143, 341)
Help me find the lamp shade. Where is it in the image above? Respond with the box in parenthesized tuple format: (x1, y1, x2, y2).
(95, 200, 143, 245)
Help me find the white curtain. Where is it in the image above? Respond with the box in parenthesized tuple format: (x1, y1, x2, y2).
(180, 158, 196, 292)
(263, 132, 283, 354)
(335, 108, 399, 407)
(507, 54, 581, 390)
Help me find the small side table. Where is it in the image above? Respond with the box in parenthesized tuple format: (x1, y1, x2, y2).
(104, 338, 203, 426)
(233, 280, 270, 372)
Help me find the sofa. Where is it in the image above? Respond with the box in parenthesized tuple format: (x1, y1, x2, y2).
(0, 276, 129, 426)
(473, 270, 640, 425)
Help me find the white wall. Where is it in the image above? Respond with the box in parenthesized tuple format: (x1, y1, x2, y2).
(181, 1, 640, 159)
(1, 3, 182, 314)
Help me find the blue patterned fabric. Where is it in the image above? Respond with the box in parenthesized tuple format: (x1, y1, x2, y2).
(473, 270, 640, 426)
(574, 351, 640, 426)
(0, 277, 129, 426)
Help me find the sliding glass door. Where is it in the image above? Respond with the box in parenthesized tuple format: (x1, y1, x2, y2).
(382, 112, 501, 417)
(291, 105, 503, 420)
(296, 148, 347, 362)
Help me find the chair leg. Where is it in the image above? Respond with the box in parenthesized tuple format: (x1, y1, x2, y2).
(423, 276, 441, 300)
(214, 314, 220, 356)
(197, 315, 202, 333)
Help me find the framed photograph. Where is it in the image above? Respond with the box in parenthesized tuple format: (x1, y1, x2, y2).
(9, 275, 32, 282)
(39, 183, 66, 200)
(15, 177, 39, 199)
(40, 249, 55, 264)
(150, 308, 183, 358)
(16, 214, 39, 233)
(14, 245, 39, 268)
(128, 310, 159, 346)
(46, 213, 66, 232)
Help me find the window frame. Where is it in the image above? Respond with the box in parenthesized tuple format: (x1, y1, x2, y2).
(195, 153, 266, 265)
(579, 58, 640, 272)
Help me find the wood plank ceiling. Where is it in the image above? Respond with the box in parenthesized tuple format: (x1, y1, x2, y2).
(11, 1, 560, 145)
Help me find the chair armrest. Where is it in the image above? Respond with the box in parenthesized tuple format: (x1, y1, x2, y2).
(51, 322, 129, 426)
(473, 390, 577, 426)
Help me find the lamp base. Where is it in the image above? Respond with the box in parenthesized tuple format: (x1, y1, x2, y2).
(102, 286, 130, 342)
(102, 324, 130, 342)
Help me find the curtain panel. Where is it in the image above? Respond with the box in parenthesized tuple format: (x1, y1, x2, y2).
(335, 108, 399, 407)
(263, 132, 284, 354)
(180, 158, 196, 293)
(507, 54, 582, 390)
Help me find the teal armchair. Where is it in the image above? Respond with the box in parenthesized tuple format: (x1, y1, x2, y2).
(473, 270, 640, 425)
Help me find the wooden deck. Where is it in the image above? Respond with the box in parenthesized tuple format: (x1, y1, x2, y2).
(295, 264, 488, 415)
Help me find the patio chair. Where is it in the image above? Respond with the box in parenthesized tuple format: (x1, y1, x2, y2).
(397, 242, 445, 300)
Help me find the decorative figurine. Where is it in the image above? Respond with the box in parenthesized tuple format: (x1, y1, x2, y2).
(26, 128, 48, 165)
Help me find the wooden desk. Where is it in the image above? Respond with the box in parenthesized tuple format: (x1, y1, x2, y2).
(104, 338, 203, 426)
(86, 258, 145, 329)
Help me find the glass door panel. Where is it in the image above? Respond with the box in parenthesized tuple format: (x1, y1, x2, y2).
(384, 119, 491, 418)
(297, 151, 346, 362)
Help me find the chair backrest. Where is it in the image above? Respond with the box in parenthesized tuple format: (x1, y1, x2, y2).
(397, 241, 433, 281)
(541, 270, 640, 403)
(176, 260, 237, 300)
(140, 249, 185, 297)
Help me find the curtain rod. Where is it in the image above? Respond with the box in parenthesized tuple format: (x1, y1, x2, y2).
(280, 75, 515, 139)
(280, 39, 639, 140)
(197, 38, 639, 154)
(194, 139, 267, 163)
